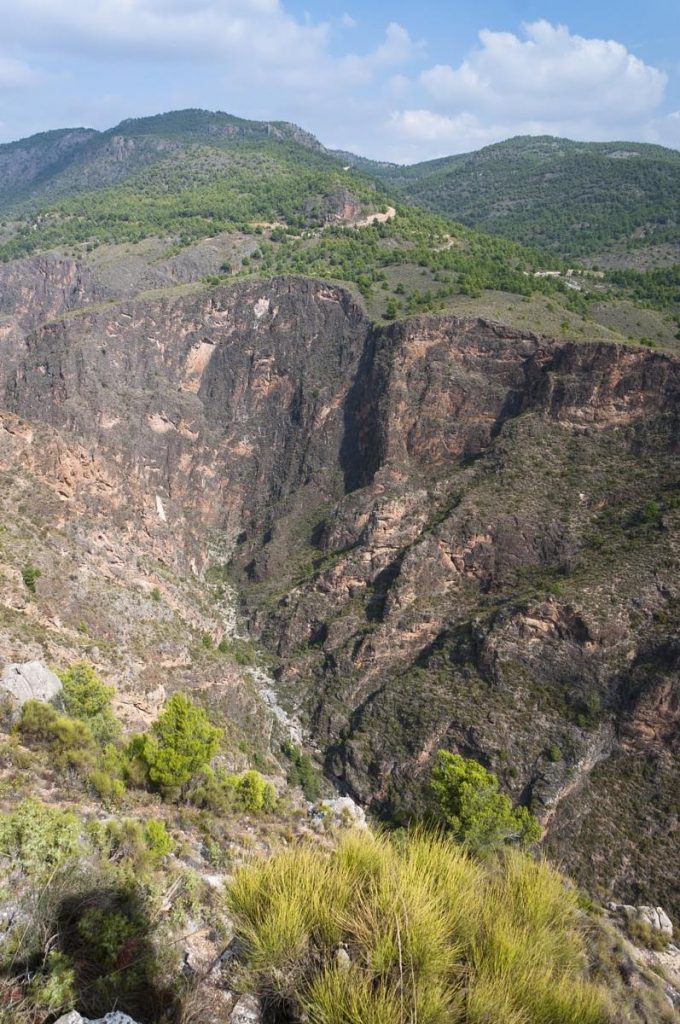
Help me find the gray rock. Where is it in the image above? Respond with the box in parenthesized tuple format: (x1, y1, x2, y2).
(312, 795, 367, 829)
(230, 993, 262, 1023)
(335, 944, 351, 971)
(608, 902, 674, 938)
(54, 1014, 140, 1024)
(1, 660, 62, 709)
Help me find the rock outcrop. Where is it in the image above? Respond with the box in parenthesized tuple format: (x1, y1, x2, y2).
(0, 660, 62, 708)
(2, 274, 679, 918)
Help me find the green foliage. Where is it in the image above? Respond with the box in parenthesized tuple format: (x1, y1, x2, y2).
(235, 769, 278, 813)
(21, 564, 41, 593)
(144, 818, 175, 862)
(85, 816, 173, 870)
(217, 635, 257, 665)
(20, 699, 98, 770)
(227, 829, 610, 1023)
(381, 135, 680, 258)
(27, 950, 76, 1014)
(89, 769, 126, 805)
(430, 750, 542, 854)
(282, 741, 321, 801)
(0, 798, 80, 875)
(0, 140, 380, 261)
(138, 692, 222, 794)
(189, 765, 277, 814)
(547, 744, 563, 763)
(58, 661, 121, 743)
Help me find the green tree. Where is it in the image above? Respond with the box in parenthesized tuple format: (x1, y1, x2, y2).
(430, 750, 541, 855)
(58, 661, 120, 743)
(140, 693, 222, 795)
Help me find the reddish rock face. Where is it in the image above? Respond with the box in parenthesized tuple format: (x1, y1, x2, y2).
(3, 275, 679, 917)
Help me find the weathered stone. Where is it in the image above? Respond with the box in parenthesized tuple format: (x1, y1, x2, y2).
(1, 660, 62, 708)
(316, 796, 367, 829)
(53, 1013, 140, 1024)
(230, 993, 262, 1023)
(608, 903, 674, 938)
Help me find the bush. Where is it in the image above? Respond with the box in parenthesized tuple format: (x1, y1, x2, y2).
(21, 564, 42, 593)
(282, 741, 321, 801)
(226, 830, 610, 1023)
(430, 750, 542, 855)
(189, 766, 277, 814)
(20, 700, 98, 771)
(144, 818, 175, 863)
(27, 950, 76, 1015)
(58, 662, 120, 743)
(89, 770, 126, 805)
(235, 770, 277, 813)
(138, 693, 222, 795)
(0, 798, 80, 876)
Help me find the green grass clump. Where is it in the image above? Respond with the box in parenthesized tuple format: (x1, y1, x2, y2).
(226, 829, 611, 1023)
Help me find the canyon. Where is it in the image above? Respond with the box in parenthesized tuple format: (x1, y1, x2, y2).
(2, 270, 678, 918)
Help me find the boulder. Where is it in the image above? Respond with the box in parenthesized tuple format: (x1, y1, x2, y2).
(311, 795, 367, 829)
(607, 902, 674, 938)
(54, 1013, 140, 1024)
(1, 660, 62, 710)
(230, 993, 262, 1023)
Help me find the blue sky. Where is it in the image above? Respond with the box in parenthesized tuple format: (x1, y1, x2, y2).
(0, 0, 679, 161)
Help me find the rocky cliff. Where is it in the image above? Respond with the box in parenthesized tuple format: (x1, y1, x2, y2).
(2, 275, 679, 917)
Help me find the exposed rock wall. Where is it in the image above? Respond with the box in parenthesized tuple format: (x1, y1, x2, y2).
(3, 275, 679, 916)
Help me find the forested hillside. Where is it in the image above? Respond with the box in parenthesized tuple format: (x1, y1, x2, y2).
(369, 135, 680, 263)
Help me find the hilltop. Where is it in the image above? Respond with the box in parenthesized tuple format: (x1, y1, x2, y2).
(1, 110, 679, 353)
(366, 135, 680, 265)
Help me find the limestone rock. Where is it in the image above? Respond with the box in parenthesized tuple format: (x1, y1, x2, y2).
(230, 993, 262, 1023)
(314, 795, 367, 829)
(1, 660, 62, 709)
(54, 1013, 140, 1024)
(608, 902, 674, 938)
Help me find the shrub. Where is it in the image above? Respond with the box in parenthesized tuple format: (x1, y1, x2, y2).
(235, 770, 277, 813)
(138, 693, 222, 795)
(27, 950, 76, 1015)
(430, 750, 542, 855)
(226, 830, 610, 1023)
(282, 741, 321, 801)
(189, 766, 277, 814)
(0, 798, 80, 876)
(89, 770, 126, 805)
(20, 700, 98, 770)
(144, 818, 175, 863)
(58, 662, 120, 743)
(21, 564, 42, 593)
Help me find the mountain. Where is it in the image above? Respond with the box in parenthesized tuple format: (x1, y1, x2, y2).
(1, 109, 679, 1022)
(368, 135, 680, 265)
(0, 108, 323, 210)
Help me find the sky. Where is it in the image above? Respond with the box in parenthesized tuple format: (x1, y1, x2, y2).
(0, 0, 679, 162)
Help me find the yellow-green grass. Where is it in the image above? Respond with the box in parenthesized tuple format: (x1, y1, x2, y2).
(226, 829, 612, 1023)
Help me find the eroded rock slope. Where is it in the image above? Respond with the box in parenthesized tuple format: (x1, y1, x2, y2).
(2, 275, 679, 915)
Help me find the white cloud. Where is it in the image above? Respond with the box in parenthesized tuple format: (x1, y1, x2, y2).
(421, 21, 666, 123)
(0, 55, 37, 89)
(0, 0, 330, 69)
(383, 20, 674, 159)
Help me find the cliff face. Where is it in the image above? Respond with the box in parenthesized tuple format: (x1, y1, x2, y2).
(3, 276, 679, 916)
